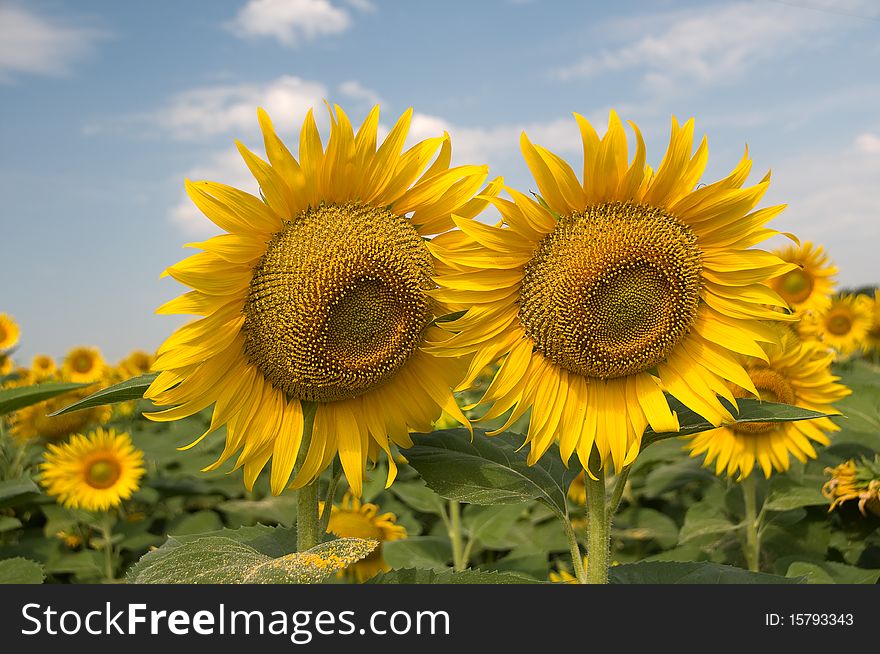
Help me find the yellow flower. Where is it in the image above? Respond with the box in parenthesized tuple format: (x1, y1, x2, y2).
(118, 350, 154, 379)
(40, 427, 145, 511)
(864, 290, 880, 355)
(146, 104, 499, 497)
(568, 471, 587, 505)
(429, 111, 794, 472)
(686, 325, 849, 478)
(10, 385, 112, 443)
(0, 353, 12, 377)
(30, 354, 57, 381)
(0, 313, 20, 351)
(549, 555, 588, 583)
(55, 530, 82, 549)
(325, 492, 407, 582)
(822, 457, 880, 517)
(767, 241, 837, 319)
(806, 293, 872, 356)
(62, 346, 106, 383)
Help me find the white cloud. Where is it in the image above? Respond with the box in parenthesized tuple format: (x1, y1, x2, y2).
(551, 2, 827, 93)
(228, 0, 363, 46)
(153, 75, 328, 141)
(0, 3, 105, 83)
(764, 132, 880, 287)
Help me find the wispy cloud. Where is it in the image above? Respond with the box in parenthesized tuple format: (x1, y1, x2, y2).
(0, 3, 106, 83)
(227, 0, 370, 46)
(551, 2, 827, 93)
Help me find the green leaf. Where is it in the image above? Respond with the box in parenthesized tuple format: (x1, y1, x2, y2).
(382, 537, 451, 571)
(763, 476, 829, 512)
(130, 536, 377, 584)
(217, 495, 297, 526)
(0, 516, 22, 533)
(0, 558, 45, 584)
(0, 477, 40, 508)
(463, 504, 523, 546)
(0, 382, 88, 417)
(405, 429, 579, 519)
(49, 373, 158, 416)
(786, 561, 880, 585)
(615, 507, 680, 548)
(643, 398, 835, 446)
(610, 561, 801, 584)
(370, 568, 541, 584)
(389, 481, 447, 515)
(678, 502, 738, 544)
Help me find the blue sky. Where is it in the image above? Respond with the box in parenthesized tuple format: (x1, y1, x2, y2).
(2, 0, 879, 364)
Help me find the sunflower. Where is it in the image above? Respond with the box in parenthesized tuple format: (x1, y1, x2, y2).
(567, 471, 587, 505)
(0, 353, 12, 377)
(864, 290, 880, 355)
(62, 346, 106, 383)
(686, 325, 849, 478)
(40, 427, 145, 511)
(118, 350, 155, 379)
(0, 313, 20, 351)
(767, 241, 836, 319)
(324, 492, 407, 582)
(429, 111, 794, 473)
(807, 293, 872, 356)
(822, 456, 880, 517)
(31, 354, 57, 380)
(146, 105, 499, 496)
(549, 555, 589, 583)
(10, 385, 112, 443)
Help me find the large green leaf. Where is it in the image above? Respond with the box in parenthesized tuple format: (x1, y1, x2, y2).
(383, 537, 451, 571)
(0, 382, 88, 416)
(786, 561, 880, 584)
(678, 502, 739, 544)
(0, 477, 40, 508)
(129, 536, 376, 584)
(643, 398, 834, 447)
(405, 429, 579, 518)
(609, 561, 801, 584)
(370, 568, 541, 584)
(0, 558, 45, 584)
(763, 476, 829, 512)
(49, 373, 158, 416)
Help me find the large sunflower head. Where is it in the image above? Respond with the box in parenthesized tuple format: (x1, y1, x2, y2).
(806, 293, 872, 356)
(429, 111, 795, 473)
(767, 241, 837, 318)
(40, 427, 145, 512)
(324, 492, 407, 582)
(146, 104, 500, 497)
(686, 325, 849, 478)
(62, 346, 106, 383)
(118, 350, 155, 379)
(0, 313, 20, 351)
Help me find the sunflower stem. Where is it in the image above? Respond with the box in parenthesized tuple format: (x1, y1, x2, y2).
(741, 475, 761, 572)
(585, 464, 609, 584)
(606, 465, 632, 523)
(319, 460, 343, 537)
(295, 402, 320, 553)
(561, 518, 586, 584)
(448, 500, 467, 572)
(99, 513, 116, 583)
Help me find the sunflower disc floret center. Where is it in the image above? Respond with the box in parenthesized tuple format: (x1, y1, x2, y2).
(85, 456, 122, 489)
(731, 368, 796, 435)
(518, 201, 702, 379)
(242, 202, 434, 402)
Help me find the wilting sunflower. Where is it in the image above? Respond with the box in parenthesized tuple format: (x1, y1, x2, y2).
(822, 456, 880, 517)
(324, 492, 407, 582)
(767, 241, 836, 318)
(62, 346, 106, 383)
(146, 105, 499, 496)
(0, 313, 20, 351)
(118, 350, 154, 379)
(864, 290, 880, 355)
(686, 325, 848, 478)
(807, 293, 872, 356)
(429, 111, 794, 472)
(40, 427, 145, 511)
(31, 354, 57, 380)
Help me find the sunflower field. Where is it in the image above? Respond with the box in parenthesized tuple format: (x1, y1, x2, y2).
(1, 109, 878, 587)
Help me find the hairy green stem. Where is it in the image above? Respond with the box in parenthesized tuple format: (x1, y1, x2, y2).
(606, 465, 632, 523)
(561, 518, 586, 584)
(741, 475, 761, 572)
(319, 460, 343, 537)
(448, 500, 467, 571)
(585, 466, 609, 584)
(295, 402, 319, 552)
(99, 513, 116, 582)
